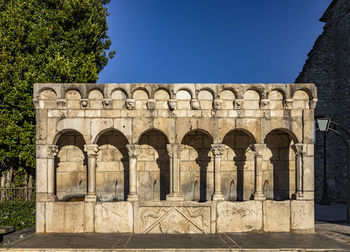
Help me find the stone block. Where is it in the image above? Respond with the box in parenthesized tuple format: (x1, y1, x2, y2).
(263, 200, 290, 232)
(36, 202, 46, 233)
(291, 200, 314, 232)
(216, 201, 262, 232)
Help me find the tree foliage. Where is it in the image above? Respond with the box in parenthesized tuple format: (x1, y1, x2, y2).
(0, 0, 114, 178)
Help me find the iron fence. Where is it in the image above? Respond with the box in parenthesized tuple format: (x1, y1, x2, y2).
(0, 187, 35, 202)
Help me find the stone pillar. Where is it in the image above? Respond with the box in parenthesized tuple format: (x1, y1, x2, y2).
(211, 144, 225, 201)
(84, 144, 99, 202)
(166, 144, 184, 201)
(126, 144, 140, 201)
(251, 143, 266, 200)
(293, 143, 304, 199)
(47, 144, 58, 201)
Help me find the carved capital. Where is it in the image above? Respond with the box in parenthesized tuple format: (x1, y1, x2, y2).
(80, 99, 89, 109)
(213, 99, 222, 110)
(33, 99, 40, 109)
(251, 144, 266, 158)
(211, 144, 225, 157)
(234, 99, 243, 110)
(166, 143, 182, 157)
(47, 145, 59, 159)
(57, 99, 67, 109)
(168, 99, 177, 111)
(191, 99, 200, 110)
(126, 144, 140, 158)
(309, 98, 318, 110)
(284, 99, 293, 110)
(102, 98, 112, 109)
(147, 99, 156, 110)
(292, 143, 306, 156)
(126, 99, 135, 110)
(84, 144, 99, 158)
(260, 99, 269, 109)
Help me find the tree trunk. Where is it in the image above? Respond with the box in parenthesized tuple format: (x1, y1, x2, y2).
(28, 174, 33, 200)
(6, 167, 13, 188)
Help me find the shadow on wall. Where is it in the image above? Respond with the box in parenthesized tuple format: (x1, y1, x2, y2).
(181, 130, 213, 202)
(138, 129, 169, 201)
(55, 130, 87, 201)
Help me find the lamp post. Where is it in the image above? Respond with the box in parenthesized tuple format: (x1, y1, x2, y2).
(317, 118, 331, 205)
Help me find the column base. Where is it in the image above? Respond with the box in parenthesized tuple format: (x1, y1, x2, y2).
(293, 192, 304, 200)
(166, 193, 184, 201)
(127, 194, 139, 201)
(85, 194, 97, 202)
(253, 192, 266, 201)
(212, 192, 225, 201)
(45, 193, 57, 202)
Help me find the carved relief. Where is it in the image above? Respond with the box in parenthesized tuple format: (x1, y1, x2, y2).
(126, 99, 135, 110)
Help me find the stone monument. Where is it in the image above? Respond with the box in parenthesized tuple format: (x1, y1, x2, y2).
(33, 83, 316, 233)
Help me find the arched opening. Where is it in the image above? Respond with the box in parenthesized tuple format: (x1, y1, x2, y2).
(264, 129, 297, 200)
(138, 129, 169, 201)
(222, 129, 255, 201)
(96, 129, 129, 201)
(181, 130, 213, 202)
(55, 130, 87, 201)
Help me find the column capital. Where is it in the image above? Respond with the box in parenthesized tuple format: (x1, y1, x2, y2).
(47, 144, 58, 159)
(292, 143, 306, 156)
(211, 144, 225, 157)
(126, 144, 140, 158)
(84, 144, 99, 158)
(251, 143, 266, 157)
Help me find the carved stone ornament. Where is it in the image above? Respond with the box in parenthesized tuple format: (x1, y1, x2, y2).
(102, 98, 112, 109)
(292, 143, 306, 156)
(251, 144, 266, 158)
(168, 99, 177, 111)
(80, 99, 89, 109)
(211, 144, 225, 157)
(213, 99, 222, 110)
(309, 98, 318, 110)
(260, 99, 269, 109)
(47, 145, 59, 159)
(191, 99, 200, 110)
(126, 99, 135, 110)
(147, 99, 156, 110)
(84, 144, 99, 158)
(284, 99, 293, 109)
(57, 99, 67, 109)
(126, 144, 140, 158)
(234, 99, 243, 110)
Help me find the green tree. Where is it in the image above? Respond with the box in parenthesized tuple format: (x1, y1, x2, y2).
(0, 0, 114, 185)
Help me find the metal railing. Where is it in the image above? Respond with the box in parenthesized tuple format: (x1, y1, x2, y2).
(0, 187, 35, 202)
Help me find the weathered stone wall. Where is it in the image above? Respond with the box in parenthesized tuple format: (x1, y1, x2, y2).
(296, 0, 350, 203)
(34, 82, 316, 233)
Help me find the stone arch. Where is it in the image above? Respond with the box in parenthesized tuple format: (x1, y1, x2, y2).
(269, 90, 284, 109)
(154, 89, 170, 110)
(181, 129, 213, 202)
(111, 89, 127, 109)
(55, 130, 87, 201)
(198, 89, 214, 110)
(138, 129, 170, 201)
(222, 129, 256, 201)
(96, 129, 129, 201)
(133, 89, 149, 110)
(65, 89, 82, 100)
(39, 88, 57, 99)
(243, 89, 260, 109)
(88, 89, 103, 99)
(220, 89, 235, 109)
(292, 90, 310, 109)
(264, 128, 298, 200)
(176, 89, 192, 110)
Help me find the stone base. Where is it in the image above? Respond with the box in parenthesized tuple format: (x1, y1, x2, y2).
(212, 193, 225, 201)
(85, 194, 97, 202)
(127, 194, 139, 201)
(166, 193, 184, 201)
(253, 192, 266, 200)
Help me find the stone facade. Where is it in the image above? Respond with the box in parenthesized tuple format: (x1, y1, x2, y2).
(296, 0, 350, 203)
(34, 83, 316, 233)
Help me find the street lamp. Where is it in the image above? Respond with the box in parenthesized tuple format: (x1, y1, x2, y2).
(316, 118, 331, 205)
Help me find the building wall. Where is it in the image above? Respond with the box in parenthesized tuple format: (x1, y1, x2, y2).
(296, 0, 350, 202)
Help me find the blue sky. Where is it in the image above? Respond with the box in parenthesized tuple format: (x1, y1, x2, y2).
(98, 0, 331, 83)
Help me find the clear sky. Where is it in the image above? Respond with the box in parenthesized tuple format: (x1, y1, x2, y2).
(98, 0, 331, 83)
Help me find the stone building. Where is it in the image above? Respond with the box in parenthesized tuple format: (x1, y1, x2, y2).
(296, 0, 350, 203)
(34, 83, 316, 233)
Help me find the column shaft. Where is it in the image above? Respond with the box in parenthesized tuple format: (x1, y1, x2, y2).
(166, 144, 184, 201)
(293, 143, 304, 199)
(252, 144, 266, 200)
(47, 145, 58, 201)
(211, 144, 225, 201)
(126, 144, 140, 201)
(84, 144, 99, 202)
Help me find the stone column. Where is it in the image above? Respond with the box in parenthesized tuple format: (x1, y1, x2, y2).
(293, 143, 304, 199)
(84, 144, 99, 202)
(126, 144, 140, 201)
(251, 143, 266, 200)
(211, 144, 225, 201)
(47, 144, 58, 201)
(166, 144, 184, 201)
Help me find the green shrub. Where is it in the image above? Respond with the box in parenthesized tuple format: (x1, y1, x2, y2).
(0, 201, 35, 231)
